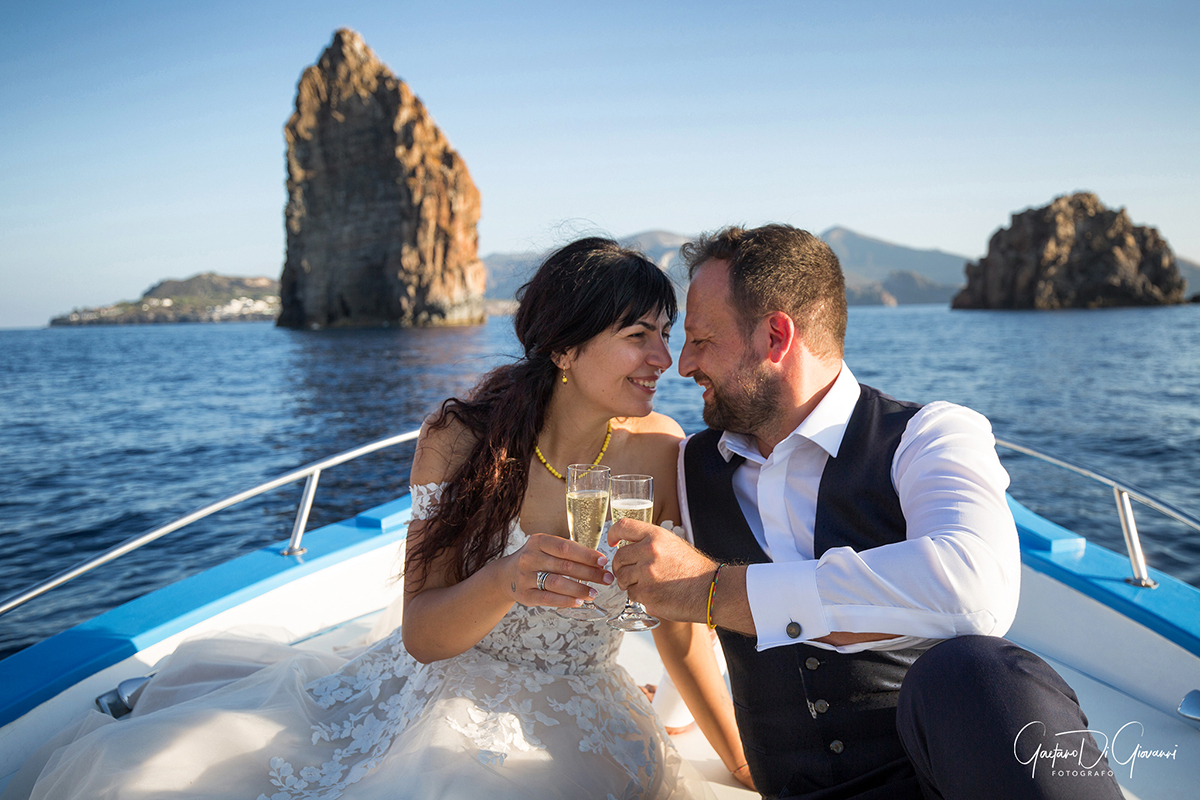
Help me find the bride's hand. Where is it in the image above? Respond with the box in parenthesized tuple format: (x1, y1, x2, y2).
(505, 533, 613, 608)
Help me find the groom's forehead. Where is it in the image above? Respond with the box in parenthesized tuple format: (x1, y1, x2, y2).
(685, 262, 735, 325)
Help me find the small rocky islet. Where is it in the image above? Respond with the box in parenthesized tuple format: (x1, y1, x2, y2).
(953, 192, 1189, 310)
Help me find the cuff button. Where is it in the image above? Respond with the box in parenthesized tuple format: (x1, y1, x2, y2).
(785, 621, 802, 639)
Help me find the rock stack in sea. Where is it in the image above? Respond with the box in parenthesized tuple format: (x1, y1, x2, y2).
(278, 29, 485, 329)
(952, 193, 1185, 310)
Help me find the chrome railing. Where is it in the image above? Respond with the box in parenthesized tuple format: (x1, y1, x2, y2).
(995, 437, 1200, 589)
(0, 430, 422, 618)
(3, 430, 1194, 617)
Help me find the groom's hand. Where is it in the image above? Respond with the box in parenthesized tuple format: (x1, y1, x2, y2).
(608, 519, 716, 624)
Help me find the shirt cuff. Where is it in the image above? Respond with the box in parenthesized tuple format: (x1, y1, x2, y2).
(746, 560, 832, 651)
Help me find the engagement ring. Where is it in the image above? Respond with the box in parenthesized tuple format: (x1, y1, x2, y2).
(536, 571, 550, 592)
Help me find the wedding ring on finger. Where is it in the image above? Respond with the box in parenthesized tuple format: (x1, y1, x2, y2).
(536, 571, 550, 592)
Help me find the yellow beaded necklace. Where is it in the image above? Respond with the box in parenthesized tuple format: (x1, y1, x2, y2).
(534, 421, 612, 481)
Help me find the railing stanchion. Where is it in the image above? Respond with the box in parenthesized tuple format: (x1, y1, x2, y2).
(282, 470, 321, 556)
(1114, 487, 1158, 589)
(994, 437, 1193, 591)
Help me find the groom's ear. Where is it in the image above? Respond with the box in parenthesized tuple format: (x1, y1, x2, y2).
(762, 311, 796, 364)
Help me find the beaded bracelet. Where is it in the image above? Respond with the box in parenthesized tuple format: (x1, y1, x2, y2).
(706, 563, 726, 629)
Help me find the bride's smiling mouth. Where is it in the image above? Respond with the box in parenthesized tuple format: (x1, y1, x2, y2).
(629, 377, 658, 393)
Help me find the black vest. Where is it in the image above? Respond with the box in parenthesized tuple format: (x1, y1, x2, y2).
(685, 385, 925, 798)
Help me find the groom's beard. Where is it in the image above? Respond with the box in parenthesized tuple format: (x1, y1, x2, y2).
(699, 357, 782, 435)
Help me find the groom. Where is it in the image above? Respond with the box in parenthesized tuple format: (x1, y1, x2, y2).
(610, 224, 1122, 799)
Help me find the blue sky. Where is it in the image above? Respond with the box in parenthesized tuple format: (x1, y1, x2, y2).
(2, 0, 1197, 328)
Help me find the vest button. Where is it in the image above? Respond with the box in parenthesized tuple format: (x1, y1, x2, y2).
(805, 657, 820, 670)
(785, 621, 802, 639)
(829, 740, 844, 754)
(814, 699, 829, 713)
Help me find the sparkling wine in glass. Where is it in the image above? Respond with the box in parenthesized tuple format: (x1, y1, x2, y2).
(556, 464, 610, 621)
(607, 474, 660, 631)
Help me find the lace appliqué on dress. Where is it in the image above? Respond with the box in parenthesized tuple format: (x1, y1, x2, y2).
(409, 482, 444, 521)
(258, 628, 443, 799)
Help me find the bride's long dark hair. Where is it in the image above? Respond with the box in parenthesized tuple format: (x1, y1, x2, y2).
(407, 237, 678, 588)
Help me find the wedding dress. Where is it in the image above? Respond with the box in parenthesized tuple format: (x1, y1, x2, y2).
(6, 484, 713, 800)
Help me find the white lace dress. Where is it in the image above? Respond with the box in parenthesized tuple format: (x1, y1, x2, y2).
(6, 484, 713, 800)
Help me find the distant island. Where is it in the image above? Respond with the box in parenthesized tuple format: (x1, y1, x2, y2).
(482, 227, 971, 307)
(50, 224, 1198, 326)
(50, 273, 280, 326)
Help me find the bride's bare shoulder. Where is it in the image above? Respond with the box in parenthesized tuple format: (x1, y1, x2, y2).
(412, 411, 478, 485)
(616, 411, 684, 439)
(613, 413, 684, 465)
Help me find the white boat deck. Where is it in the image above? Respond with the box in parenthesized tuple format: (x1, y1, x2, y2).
(1006, 566, 1199, 800)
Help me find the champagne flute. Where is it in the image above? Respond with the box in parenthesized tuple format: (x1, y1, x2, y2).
(607, 474, 660, 631)
(556, 464, 611, 621)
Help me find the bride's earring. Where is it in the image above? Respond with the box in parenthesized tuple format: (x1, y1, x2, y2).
(562, 372, 567, 384)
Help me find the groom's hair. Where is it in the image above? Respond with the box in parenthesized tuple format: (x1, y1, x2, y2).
(682, 224, 847, 360)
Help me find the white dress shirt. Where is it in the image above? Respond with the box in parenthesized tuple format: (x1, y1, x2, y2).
(677, 363, 1021, 653)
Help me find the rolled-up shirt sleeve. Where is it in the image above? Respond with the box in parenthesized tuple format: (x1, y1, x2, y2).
(745, 402, 1021, 653)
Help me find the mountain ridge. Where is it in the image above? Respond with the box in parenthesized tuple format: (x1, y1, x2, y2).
(818, 226, 971, 287)
(482, 226, 973, 306)
(1177, 257, 1200, 298)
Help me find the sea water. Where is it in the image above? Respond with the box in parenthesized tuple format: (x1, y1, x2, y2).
(2, 304, 1198, 658)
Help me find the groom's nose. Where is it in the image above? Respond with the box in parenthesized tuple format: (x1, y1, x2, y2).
(678, 340, 696, 378)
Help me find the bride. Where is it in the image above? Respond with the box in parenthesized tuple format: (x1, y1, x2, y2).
(7, 238, 751, 799)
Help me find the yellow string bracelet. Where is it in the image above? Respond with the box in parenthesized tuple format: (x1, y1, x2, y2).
(706, 562, 726, 629)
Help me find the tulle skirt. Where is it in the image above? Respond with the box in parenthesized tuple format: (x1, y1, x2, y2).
(5, 622, 713, 800)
